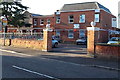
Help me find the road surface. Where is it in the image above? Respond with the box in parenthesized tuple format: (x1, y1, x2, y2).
(0, 49, 119, 79)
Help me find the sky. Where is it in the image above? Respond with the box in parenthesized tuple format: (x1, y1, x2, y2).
(21, 0, 119, 17)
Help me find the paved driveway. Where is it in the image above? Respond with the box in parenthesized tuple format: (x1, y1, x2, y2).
(52, 43, 87, 54)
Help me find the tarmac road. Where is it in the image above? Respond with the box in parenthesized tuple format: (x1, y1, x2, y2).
(1, 49, 119, 79)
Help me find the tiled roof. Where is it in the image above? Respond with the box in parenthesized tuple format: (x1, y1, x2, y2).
(33, 14, 54, 18)
(60, 2, 111, 13)
(31, 13, 42, 17)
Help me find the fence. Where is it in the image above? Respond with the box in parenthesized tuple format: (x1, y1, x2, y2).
(0, 29, 52, 51)
(0, 32, 43, 40)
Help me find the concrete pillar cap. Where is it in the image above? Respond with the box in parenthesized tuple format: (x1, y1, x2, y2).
(87, 27, 100, 31)
(43, 28, 53, 32)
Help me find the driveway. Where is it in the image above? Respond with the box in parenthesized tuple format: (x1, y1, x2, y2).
(52, 43, 87, 54)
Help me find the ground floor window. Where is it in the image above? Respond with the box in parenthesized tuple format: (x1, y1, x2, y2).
(79, 30, 85, 38)
(68, 30, 74, 38)
(56, 30, 60, 36)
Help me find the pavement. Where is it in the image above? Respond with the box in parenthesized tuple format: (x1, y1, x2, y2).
(0, 44, 119, 71)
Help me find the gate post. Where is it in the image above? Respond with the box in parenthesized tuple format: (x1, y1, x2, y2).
(87, 27, 100, 57)
(42, 28, 53, 51)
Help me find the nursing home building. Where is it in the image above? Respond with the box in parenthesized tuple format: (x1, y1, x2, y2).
(32, 2, 117, 42)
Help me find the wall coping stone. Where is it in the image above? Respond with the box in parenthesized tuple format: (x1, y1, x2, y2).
(43, 28, 53, 32)
(87, 27, 100, 31)
(96, 43, 120, 47)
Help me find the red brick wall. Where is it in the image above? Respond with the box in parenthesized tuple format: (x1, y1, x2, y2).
(0, 30, 52, 51)
(54, 10, 116, 29)
(87, 29, 96, 54)
(33, 16, 54, 29)
(11, 39, 44, 50)
(97, 30, 109, 43)
(0, 39, 11, 46)
(96, 44, 120, 58)
(100, 10, 116, 29)
(55, 10, 96, 29)
(43, 30, 52, 51)
(87, 27, 119, 59)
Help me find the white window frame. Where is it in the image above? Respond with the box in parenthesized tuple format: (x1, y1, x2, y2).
(56, 16, 60, 24)
(68, 15, 74, 23)
(68, 30, 74, 38)
(79, 29, 85, 38)
(47, 19, 50, 24)
(40, 19, 44, 25)
(112, 18, 117, 27)
(94, 14, 100, 22)
(79, 14, 85, 23)
(33, 19, 37, 26)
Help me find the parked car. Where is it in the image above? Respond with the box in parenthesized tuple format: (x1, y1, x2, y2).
(52, 39, 59, 48)
(37, 38, 59, 48)
(107, 37, 120, 44)
(52, 35, 62, 43)
(76, 38, 87, 45)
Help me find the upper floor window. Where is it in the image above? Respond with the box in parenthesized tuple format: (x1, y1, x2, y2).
(68, 15, 74, 23)
(94, 14, 100, 22)
(33, 19, 37, 26)
(80, 14, 85, 23)
(47, 19, 50, 24)
(112, 18, 117, 27)
(56, 16, 60, 23)
(40, 19, 44, 25)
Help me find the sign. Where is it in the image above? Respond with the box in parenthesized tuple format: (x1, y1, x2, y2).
(90, 21, 96, 27)
(95, 9, 100, 13)
(46, 24, 50, 28)
(74, 24, 80, 28)
(0, 21, 2, 31)
(2, 18, 7, 26)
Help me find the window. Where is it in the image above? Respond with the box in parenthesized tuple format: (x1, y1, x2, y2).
(112, 18, 117, 27)
(94, 14, 100, 22)
(56, 16, 60, 23)
(79, 30, 85, 38)
(56, 30, 60, 36)
(80, 14, 85, 23)
(40, 19, 44, 25)
(47, 19, 50, 24)
(68, 15, 74, 23)
(33, 19, 37, 26)
(68, 30, 74, 38)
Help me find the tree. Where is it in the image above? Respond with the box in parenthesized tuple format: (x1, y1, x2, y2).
(0, 0, 28, 27)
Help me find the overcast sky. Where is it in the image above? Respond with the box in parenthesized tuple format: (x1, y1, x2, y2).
(21, 0, 119, 17)
(118, 1, 120, 14)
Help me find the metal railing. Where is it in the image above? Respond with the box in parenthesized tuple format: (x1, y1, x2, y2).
(0, 32, 43, 40)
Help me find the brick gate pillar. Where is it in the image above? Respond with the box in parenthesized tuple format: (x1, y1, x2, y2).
(87, 27, 100, 57)
(42, 28, 53, 51)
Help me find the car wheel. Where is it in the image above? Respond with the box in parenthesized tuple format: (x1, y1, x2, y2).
(54, 43, 58, 48)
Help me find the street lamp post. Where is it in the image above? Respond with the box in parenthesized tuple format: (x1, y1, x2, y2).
(1, 16, 8, 46)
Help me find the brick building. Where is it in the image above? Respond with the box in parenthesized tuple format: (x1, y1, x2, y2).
(1, 2, 118, 42)
(0, 11, 42, 33)
(32, 2, 117, 42)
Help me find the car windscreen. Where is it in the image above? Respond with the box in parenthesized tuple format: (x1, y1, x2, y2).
(110, 37, 120, 41)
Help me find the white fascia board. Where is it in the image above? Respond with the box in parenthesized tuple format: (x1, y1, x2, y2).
(60, 9, 95, 13)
